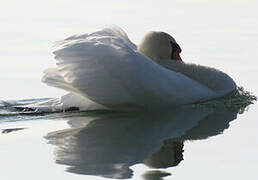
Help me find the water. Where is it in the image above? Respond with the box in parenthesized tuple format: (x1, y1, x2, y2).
(0, 94, 256, 180)
(1, 0, 258, 179)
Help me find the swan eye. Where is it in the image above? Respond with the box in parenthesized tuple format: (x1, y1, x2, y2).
(170, 41, 182, 53)
(170, 41, 182, 60)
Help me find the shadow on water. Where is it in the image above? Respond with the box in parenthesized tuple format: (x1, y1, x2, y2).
(1, 128, 27, 134)
(46, 106, 238, 179)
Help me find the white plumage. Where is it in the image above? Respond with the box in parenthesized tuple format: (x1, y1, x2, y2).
(42, 26, 236, 111)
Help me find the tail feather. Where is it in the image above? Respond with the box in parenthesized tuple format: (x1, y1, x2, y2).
(42, 68, 80, 94)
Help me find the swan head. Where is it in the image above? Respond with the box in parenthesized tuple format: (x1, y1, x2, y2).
(138, 31, 182, 62)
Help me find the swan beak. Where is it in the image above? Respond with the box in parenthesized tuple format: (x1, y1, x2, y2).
(173, 50, 182, 61)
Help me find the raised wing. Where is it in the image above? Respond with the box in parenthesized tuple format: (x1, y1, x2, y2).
(43, 27, 217, 110)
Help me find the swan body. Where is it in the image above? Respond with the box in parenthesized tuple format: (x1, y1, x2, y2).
(42, 26, 236, 111)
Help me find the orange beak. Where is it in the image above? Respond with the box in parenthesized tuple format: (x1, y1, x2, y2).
(173, 50, 182, 61)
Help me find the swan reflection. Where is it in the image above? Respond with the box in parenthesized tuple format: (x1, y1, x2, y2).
(142, 170, 171, 180)
(46, 106, 237, 179)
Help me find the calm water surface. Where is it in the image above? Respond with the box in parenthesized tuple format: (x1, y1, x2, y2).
(0, 100, 257, 180)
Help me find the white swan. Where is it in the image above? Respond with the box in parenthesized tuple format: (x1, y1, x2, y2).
(42, 26, 236, 111)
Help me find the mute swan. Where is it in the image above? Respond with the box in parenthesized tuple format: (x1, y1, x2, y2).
(42, 26, 236, 111)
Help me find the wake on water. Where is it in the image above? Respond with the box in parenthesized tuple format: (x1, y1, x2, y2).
(0, 87, 256, 122)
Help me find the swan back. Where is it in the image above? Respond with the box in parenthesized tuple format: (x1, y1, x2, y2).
(157, 60, 236, 94)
